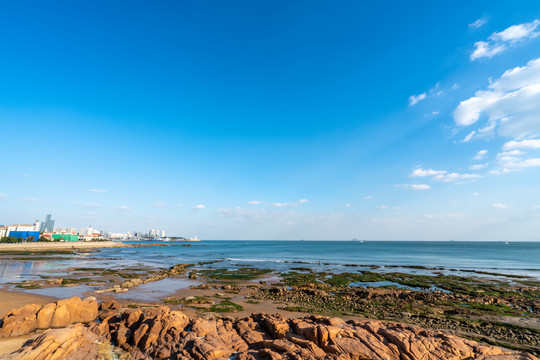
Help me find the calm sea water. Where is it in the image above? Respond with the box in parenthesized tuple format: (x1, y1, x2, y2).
(2, 241, 540, 285)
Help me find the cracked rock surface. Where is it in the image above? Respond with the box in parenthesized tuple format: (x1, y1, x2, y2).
(1, 299, 538, 360)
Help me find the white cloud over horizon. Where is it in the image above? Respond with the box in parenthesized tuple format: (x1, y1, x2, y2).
(193, 204, 206, 210)
(117, 205, 131, 211)
(247, 200, 263, 205)
(471, 19, 539, 60)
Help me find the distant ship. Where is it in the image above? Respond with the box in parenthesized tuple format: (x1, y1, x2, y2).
(505, 239, 509, 245)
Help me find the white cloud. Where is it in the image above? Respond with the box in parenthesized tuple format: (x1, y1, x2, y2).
(473, 192, 480, 196)
(376, 205, 388, 209)
(492, 20, 540, 43)
(345, 203, 351, 207)
(410, 168, 446, 177)
(247, 200, 263, 205)
(298, 199, 309, 204)
(409, 93, 426, 106)
(424, 213, 466, 220)
(470, 20, 539, 61)
(271, 202, 290, 207)
(362, 195, 373, 200)
(471, 41, 506, 60)
(117, 205, 131, 211)
(433, 172, 481, 182)
(85, 203, 102, 208)
(410, 167, 480, 182)
(473, 149, 488, 160)
(0, 193, 6, 200)
(399, 184, 431, 190)
(88, 189, 106, 193)
(503, 139, 540, 150)
(469, 17, 488, 29)
(492, 203, 512, 209)
(193, 204, 206, 210)
(496, 150, 540, 171)
(469, 163, 488, 170)
(454, 57, 540, 140)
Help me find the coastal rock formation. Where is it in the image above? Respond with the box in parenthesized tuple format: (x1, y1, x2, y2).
(5, 324, 100, 360)
(1, 299, 537, 360)
(0, 296, 98, 338)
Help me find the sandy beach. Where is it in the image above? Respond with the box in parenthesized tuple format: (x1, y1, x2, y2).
(0, 241, 125, 252)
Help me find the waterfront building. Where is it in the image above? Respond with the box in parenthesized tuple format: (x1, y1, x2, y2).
(39, 214, 55, 232)
(8, 231, 40, 241)
(51, 233, 79, 242)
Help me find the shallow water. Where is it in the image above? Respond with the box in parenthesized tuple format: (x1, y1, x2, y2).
(113, 277, 201, 302)
(1, 241, 539, 287)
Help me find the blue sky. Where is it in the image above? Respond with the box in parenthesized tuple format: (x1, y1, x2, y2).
(1, 1, 540, 240)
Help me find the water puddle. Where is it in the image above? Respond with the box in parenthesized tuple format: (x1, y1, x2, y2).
(113, 277, 201, 302)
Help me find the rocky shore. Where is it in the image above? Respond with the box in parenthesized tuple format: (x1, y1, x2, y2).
(2, 248, 540, 359)
(0, 296, 537, 360)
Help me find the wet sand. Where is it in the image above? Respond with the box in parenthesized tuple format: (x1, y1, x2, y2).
(0, 288, 57, 317)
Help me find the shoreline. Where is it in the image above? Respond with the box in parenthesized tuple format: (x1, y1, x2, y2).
(0, 245, 538, 356)
(0, 241, 126, 251)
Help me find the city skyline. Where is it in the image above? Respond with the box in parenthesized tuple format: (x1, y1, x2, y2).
(1, 1, 540, 240)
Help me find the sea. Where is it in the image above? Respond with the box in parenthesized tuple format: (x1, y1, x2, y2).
(2, 240, 540, 286)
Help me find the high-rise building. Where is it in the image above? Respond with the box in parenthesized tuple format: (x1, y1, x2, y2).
(39, 214, 55, 232)
(160, 230, 165, 237)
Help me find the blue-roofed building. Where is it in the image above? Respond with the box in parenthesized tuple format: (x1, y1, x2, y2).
(7, 231, 40, 241)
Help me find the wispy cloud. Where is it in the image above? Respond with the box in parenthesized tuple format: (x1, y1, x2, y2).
(409, 83, 444, 106)
(492, 203, 512, 209)
(473, 149, 488, 160)
(271, 202, 291, 207)
(503, 139, 540, 150)
(298, 199, 309, 204)
(469, 163, 488, 170)
(117, 205, 131, 211)
(424, 213, 465, 220)
(471, 19, 539, 60)
(85, 203, 102, 208)
(87, 189, 106, 193)
(398, 184, 431, 190)
(247, 200, 263, 205)
(362, 195, 373, 200)
(469, 17, 488, 29)
(410, 167, 481, 182)
(409, 93, 426, 106)
(376, 205, 389, 209)
(193, 204, 206, 210)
